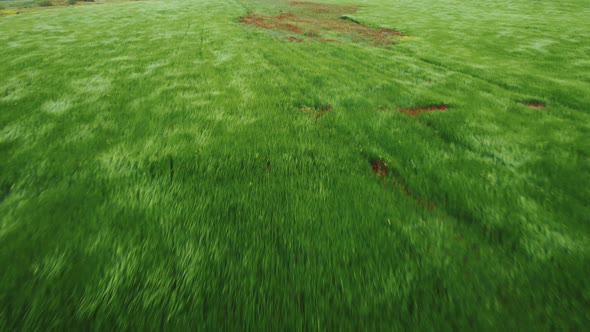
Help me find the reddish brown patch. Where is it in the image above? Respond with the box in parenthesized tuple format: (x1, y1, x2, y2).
(290, 1, 358, 14)
(399, 104, 448, 116)
(240, 14, 303, 33)
(525, 100, 545, 108)
(370, 160, 439, 212)
(371, 159, 388, 177)
(285, 35, 304, 42)
(300, 104, 332, 119)
(239, 2, 402, 45)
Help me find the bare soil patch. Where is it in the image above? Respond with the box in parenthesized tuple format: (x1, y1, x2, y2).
(524, 100, 546, 108)
(398, 104, 448, 116)
(239, 1, 402, 45)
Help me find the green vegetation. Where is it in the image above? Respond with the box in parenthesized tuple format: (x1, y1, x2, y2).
(36, 0, 52, 7)
(1, 0, 589, 329)
(0, 0, 58, 9)
(0, 0, 99, 13)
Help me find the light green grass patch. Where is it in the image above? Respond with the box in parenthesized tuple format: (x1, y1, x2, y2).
(41, 97, 73, 114)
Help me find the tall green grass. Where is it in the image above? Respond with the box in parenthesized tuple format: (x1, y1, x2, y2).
(1, 0, 588, 329)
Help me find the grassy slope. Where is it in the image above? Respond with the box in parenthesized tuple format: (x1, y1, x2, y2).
(0, 0, 589, 329)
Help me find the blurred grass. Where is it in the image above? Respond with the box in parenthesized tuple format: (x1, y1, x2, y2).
(0, 0, 589, 329)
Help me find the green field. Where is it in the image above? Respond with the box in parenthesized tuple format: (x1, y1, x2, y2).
(1, 0, 589, 329)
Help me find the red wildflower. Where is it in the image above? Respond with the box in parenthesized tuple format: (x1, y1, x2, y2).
(370, 159, 388, 176)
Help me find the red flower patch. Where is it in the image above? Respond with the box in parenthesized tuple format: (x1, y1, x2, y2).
(370, 159, 388, 177)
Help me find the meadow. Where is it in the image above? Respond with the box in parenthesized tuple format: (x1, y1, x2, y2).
(0, 0, 589, 329)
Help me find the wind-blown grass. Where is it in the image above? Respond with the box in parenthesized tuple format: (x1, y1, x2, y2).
(1, 0, 589, 329)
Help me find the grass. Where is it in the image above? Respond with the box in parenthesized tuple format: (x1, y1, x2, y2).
(1, 0, 589, 329)
(0, 0, 115, 15)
